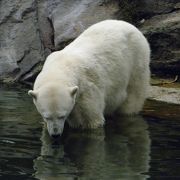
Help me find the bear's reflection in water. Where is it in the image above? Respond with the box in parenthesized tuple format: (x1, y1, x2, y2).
(34, 115, 151, 180)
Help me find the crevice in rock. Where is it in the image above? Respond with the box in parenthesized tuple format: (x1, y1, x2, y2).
(146, 8, 180, 20)
(17, 49, 30, 64)
(18, 61, 44, 85)
(0, 5, 19, 25)
(47, 17, 55, 51)
(55, 39, 74, 51)
(21, 1, 36, 20)
(35, 0, 47, 60)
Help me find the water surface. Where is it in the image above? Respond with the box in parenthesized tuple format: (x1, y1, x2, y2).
(0, 86, 180, 180)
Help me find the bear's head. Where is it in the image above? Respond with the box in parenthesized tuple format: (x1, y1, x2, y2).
(28, 84, 78, 137)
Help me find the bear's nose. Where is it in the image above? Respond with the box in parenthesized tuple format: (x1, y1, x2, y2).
(53, 127, 58, 133)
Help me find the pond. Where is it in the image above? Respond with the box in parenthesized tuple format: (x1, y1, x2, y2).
(0, 86, 180, 180)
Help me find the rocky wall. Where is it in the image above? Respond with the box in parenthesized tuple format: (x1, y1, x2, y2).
(0, 0, 179, 84)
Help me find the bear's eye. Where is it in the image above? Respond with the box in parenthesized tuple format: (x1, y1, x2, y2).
(58, 116, 65, 120)
(44, 117, 52, 121)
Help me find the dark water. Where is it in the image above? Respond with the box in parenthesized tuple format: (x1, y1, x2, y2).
(0, 86, 180, 180)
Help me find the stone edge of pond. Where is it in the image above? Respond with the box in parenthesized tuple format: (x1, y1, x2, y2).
(149, 85, 180, 105)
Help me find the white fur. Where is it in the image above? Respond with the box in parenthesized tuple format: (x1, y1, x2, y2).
(29, 20, 150, 136)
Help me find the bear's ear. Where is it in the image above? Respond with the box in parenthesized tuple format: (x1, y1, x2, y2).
(28, 90, 37, 99)
(70, 86, 79, 98)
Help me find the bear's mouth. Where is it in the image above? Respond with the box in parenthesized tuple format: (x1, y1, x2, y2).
(51, 134, 61, 139)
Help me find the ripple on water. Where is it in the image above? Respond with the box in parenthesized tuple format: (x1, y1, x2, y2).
(0, 86, 42, 179)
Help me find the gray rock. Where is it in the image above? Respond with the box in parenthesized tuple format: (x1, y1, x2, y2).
(0, 0, 120, 83)
(0, 0, 45, 82)
(48, 0, 119, 49)
(141, 10, 180, 75)
(123, 0, 180, 76)
(137, 0, 180, 18)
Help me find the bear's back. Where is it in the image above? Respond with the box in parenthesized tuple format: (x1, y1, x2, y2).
(63, 20, 149, 64)
(65, 20, 144, 49)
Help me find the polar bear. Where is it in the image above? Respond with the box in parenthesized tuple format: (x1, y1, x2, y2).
(28, 20, 150, 137)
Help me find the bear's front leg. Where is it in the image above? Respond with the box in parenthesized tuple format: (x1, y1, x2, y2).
(68, 100, 105, 129)
(80, 84, 105, 129)
(68, 83, 105, 129)
(81, 104, 105, 129)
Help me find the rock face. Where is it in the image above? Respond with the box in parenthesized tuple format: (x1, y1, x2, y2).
(0, 0, 45, 82)
(50, 0, 119, 49)
(0, 0, 180, 84)
(140, 1, 180, 75)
